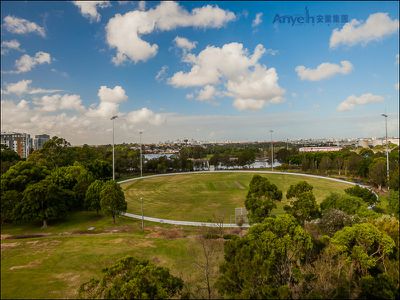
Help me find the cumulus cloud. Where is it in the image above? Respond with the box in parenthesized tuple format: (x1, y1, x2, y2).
(197, 85, 216, 101)
(174, 36, 197, 51)
(330, 13, 399, 48)
(3, 16, 45, 37)
(265, 48, 279, 56)
(169, 42, 285, 111)
(295, 60, 353, 81)
(2, 79, 62, 96)
(33, 94, 85, 112)
(106, 1, 235, 64)
(252, 12, 263, 27)
(126, 107, 165, 125)
(86, 85, 128, 117)
(73, 1, 110, 22)
(155, 65, 168, 82)
(1, 39, 23, 55)
(11, 51, 51, 73)
(337, 93, 384, 111)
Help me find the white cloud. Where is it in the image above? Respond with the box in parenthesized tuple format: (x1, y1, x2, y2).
(73, 1, 111, 22)
(265, 48, 279, 56)
(105, 1, 235, 64)
(3, 16, 45, 37)
(174, 36, 197, 51)
(197, 85, 216, 101)
(86, 85, 128, 117)
(126, 107, 165, 125)
(33, 94, 85, 112)
(252, 13, 263, 27)
(2, 79, 61, 96)
(337, 93, 384, 111)
(13, 51, 51, 73)
(169, 42, 284, 111)
(155, 65, 168, 82)
(330, 13, 399, 48)
(1, 39, 23, 55)
(295, 60, 353, 81)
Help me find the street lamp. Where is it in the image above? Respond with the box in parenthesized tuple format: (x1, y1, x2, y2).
(270, 130, 274, 171)
(140, 197, 144, 231)
(111, 115, 118, 180)
(139, 130, 143, 177)
(381, 114, 389, 189)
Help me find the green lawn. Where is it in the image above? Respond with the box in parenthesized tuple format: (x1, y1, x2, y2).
(121, 172, 353, 222)
(1, 212, 224, 299)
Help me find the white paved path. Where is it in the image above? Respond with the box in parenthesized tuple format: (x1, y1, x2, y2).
(118, 170, 373, 228)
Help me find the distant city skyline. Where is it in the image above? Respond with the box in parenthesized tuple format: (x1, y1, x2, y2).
(1, 1, 399, 144)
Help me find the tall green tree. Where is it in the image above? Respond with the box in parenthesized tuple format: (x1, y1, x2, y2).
(19, 179, 68, 228)
(245, 175, 282, 223)
(286, 181, 313, 200)
(216, 214, 312, 299)
(100, 180, 127, 223)
(85, 180, 104, 214)
(79, 256, 184, 299)
(344, 185, 377, 205)
(369, 158, 387, 190)
(284, 191, 320, 224)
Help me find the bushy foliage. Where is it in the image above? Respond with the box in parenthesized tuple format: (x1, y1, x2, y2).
(286, 181, 313, 199)
(79, 256, 184, 299)
(344, 185, 377, 205)
(320, 192, 365, 215)
(284, 191, 320, 224)
(318, 209, 352, 236)
(216, 214, 312, 299)
(85, 180, 104, 214)
(245, 175, 282, 223)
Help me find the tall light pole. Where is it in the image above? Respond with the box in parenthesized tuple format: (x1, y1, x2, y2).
(139, 131, 143, 177)
(381, 114, 389, 189)
(111, 115, 118, 180)
(140, 197, 144, 231)
(270, 130, 274, 171)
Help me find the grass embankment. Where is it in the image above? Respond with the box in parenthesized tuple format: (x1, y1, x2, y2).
(1, 212, 225, 299)
(122, 172, 352, 222)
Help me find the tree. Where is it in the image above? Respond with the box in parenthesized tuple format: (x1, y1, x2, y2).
(79, 256, 184, 299)
(216, 214, 312, 299)
(319, 156, 332, 174)
(344, 185, 377, 205)
(86, 159, 112, 181)
(286, 181, 313, 200)
(29, 136, 73, 169)
(369, 158, 387, 190)
(19, 179, 68, 228)
(318, 209, 352, 236)
(320, 192, 365, 215)
(100, 180, 127, 223)
(245, 175, 282, 223)
(330, 223, 395, 275)
(0, 144, 20, 174)
(387, 191, 399, 219)
(0, 190, 21, 223)
(284, 191, 320, 224)
(85, 180, 104, 214)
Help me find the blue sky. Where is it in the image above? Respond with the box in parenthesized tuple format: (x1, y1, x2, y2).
(1, 1, 399, 144)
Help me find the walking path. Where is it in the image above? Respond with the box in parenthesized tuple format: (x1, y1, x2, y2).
(118, 170, 374, 228)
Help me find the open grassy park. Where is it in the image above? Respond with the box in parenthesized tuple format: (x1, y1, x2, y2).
(1, 172, 354, 298)
(122, 172, 353, 222)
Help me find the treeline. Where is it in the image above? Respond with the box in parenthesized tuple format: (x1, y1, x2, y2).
(1, 137, 128, 226)
(276, 147, 399, 190)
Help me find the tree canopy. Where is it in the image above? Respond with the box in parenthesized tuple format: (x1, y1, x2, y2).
(100, 180, 127, 223)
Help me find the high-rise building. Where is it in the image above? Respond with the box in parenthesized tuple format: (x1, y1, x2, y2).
(33, 134, 50, 150)
(0, 132, 31, 158)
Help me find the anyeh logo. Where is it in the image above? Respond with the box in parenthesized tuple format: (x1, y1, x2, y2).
(273, 7, 349, 26)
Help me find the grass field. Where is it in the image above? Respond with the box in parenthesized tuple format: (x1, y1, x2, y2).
(1, 212, 225, 299)
(122, 172, 353, 222)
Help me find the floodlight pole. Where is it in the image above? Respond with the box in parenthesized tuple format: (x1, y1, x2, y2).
(139, 131, 143, 177)
(140, 197, 144, 231)
(111, 115, 118, 180)
(381, 114, 389, 189)
(270, 130, 274, 171)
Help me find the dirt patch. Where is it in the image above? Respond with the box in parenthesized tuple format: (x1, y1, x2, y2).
(146, 226, 186, 239)
(9, 259, 41, 270)
(53, 272, 81, 297)
(1, 242, 20, 250)
(111, 238, 125, 244)
(135, 240, 156, 248)
(1, 234, 12, 240)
